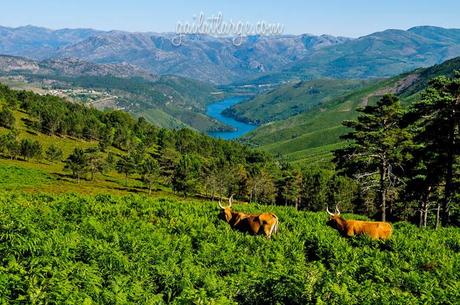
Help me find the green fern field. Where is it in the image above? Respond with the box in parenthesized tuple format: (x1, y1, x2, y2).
(1, 192, 459, 304)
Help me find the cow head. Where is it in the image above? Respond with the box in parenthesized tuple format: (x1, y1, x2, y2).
(326, 205, 345, 230)
(218, 195, 234, 223)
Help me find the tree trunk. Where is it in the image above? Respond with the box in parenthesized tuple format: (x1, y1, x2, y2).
(379, 161, 387, 222)
(423, 186, 431, 228)
(435, 202, 441, 229)
(419, 186, 431, 228)
(418, 206, 424, 228)
(442, 101, 457, 226)
(423, 203, 429, 228)
(442, 148, 454, 226)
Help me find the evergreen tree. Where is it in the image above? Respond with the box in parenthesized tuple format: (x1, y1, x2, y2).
(104, 152, 116, 172)
(19, 138, 42, 161)
(98, 126, 114, 152)
(85, 148, 105, 181)
(0, 107, 15, 129)
(334, 94, 410, 221)
(404, 74, 460, 226)
(278, 164, 302, 208)
(141, 155, 160, 195)
(1, 130, 20, 160)
(64, 148, 88, 183)
(116, 154, 137, 186)
(300, 167, 331, 211)
(326, 175, 358, 213)
(45, 144, 63, 163)
(172, 154, 201, 196)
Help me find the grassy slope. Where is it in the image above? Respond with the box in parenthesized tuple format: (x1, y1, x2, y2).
(1, 192, 459, 304)
(225, 79, 372, 124)
(134, 108, 189, 130)
(0, 109, 169, 196)
(244, 76, 405, 165)
(245, 57, 460, 166)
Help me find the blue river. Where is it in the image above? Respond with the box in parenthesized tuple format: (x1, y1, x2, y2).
(206, 96, 257, 140)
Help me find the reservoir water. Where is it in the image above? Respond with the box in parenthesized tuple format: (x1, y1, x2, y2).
(206, 96, 257, 140)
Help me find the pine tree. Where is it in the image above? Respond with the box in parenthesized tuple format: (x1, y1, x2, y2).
(19, 138, 42, 161)
(334, 94, 410, 221)
(64, 148, 88, 183)
(300, 167, 331, 211)
(85, 148, 105, 181)
(116, 154, 137, 186)
(141, 156, 160, 195)
(404, 74, 460, 226)
(45, 144, 63, 163)
(1, 130, 20, 160)
(0, 107, 15, 129)
(278, 164, 302, 208)
(171, 154, 201, 196)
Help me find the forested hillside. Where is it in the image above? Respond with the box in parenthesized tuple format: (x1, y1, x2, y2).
(1, 76, 458, 228)
(244, 57, 460, 165)
(224, 79, 371, 124)
(0, 55, 227, 132)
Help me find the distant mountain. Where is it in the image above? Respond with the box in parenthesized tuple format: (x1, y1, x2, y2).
(0, 55, 157, 80)
(0, 25, 101, 59)
(2, 25, 460, 85)
(54, 32, 350, 84)
(0, 26, 460, 84)
(250, 26, 460, 83)
(0, 25, 351, 83)
(243, 56, 460, 165)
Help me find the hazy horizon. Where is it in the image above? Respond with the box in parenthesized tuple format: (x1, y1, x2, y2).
(2, 23, 458, 39)
(2, 0, 460, 38)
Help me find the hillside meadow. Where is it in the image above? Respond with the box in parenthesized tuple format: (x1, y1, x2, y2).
(1, 192, 459, 304)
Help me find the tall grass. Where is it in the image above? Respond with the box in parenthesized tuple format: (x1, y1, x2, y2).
(1, 192, 459, 304)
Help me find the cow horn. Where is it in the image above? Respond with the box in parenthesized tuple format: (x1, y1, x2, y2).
(326, 206, 334, 216)
(335, 205, 340, 215)
(228, 194, 234, 207)
(218, 198, 225, 209)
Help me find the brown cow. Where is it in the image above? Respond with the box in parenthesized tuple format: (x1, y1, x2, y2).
(326, 206, 392, 240)
(219, 195, 279, 238)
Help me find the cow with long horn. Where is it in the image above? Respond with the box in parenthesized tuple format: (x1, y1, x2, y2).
(326, 205, 392, 240)
(219, 195, 279, 238)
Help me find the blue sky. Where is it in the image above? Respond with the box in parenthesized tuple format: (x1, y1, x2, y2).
(2, 0, 460, 37)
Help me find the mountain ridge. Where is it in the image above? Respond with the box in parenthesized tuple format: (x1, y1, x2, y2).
(0, 25, 352, 83)
(3, 25, 460, 84)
